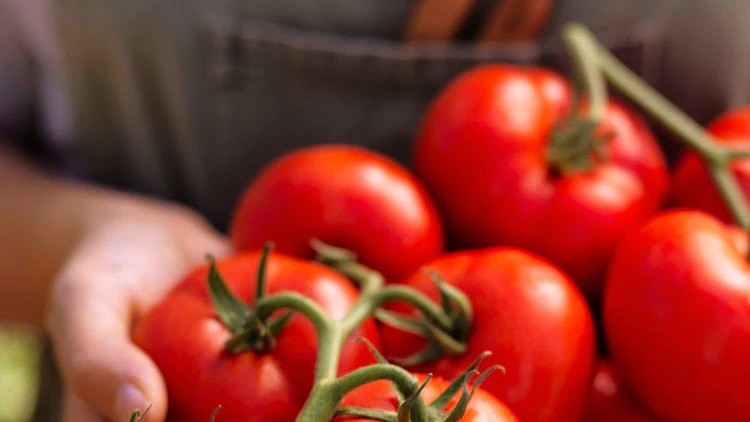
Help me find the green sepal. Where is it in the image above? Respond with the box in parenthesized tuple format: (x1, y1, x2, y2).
(428, 351, 490, 412)
(311, 238, 358, 264)
(312, 238, 385, 294)
(374, 294, 469, 367)
(207, 256, 251, 332)
(547, 109, 615, 176)
(207, 246, 293, 354)
(375, 310, 428, 336)
(442, 365, 503, 422)
(425, 271, 473, 335)
(223, 310, 295, 354)
(359, 337, 407, 404)
(210, 406, 222, 422)
(129, 404, 151, 422)
(254, 242, 274, 303)
(397, 374, 432, 422)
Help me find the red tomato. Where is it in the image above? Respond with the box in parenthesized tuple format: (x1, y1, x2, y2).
(582, 361, 664, 422)
(133, 252, 381, 422)
(672, 106, 750, 223)
(380, 248, 596, 422)
(604, 210, 750, 422)
(230, 144, 444, 283)
(412, 65, 669, 299)
(337, 374, 518, 422)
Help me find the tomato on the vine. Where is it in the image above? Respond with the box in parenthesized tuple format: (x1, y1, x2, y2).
(672, 106, 750, 222)
(133, 251, 381, 421)
(604, 210, 750, 422)
(380, 248, 596, 422)
(230, 144, 444, 283)
(412, 65, 669, 299)
(337, 374, 518, 422)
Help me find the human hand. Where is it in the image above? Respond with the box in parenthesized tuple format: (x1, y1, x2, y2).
(46, 196, 231, 421)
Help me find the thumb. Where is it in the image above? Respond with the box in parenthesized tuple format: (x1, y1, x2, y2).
(49, 281, 168, 421)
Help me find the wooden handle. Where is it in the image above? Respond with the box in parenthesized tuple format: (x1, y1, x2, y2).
(403, 0, 476, 43)
(478, 0, 553, 43)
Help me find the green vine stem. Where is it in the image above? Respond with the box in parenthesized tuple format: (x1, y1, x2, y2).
(249, 284, 470, 389)
(547, 22, 611, 176)
(562, 24, 607, 122)
(297, 364, 429, 422)
(562, 23, 750, 229)
(342, 286, 455, 337)
(313, 239, 473, 357)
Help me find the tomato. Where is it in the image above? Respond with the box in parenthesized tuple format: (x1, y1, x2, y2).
(380, 248, 596, 422)
(582, 361, 663, 422)
(336, 373, 518, 421)
(603, 210, 750, 422)
(412, 65, 669, 299)
(133, 251, 381, 422)
(230, 144, 444, 283)
(671, 106, 750, 223)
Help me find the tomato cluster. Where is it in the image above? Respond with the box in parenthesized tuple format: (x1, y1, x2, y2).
(134, 49, 750, 422)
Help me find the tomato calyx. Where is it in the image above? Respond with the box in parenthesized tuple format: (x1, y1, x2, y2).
(375, 270, 472, 366)
(207, 244, 294, 354)
(546, 111, 613, 176)
(547, 24, 612, 177)
(333, 350, 501, 422)
(314, 240, 473, 366)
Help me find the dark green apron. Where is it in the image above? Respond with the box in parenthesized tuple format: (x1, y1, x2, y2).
(54, 0, 665, 229)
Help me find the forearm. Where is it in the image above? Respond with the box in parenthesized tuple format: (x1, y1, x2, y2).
(0, 145, 121, 325)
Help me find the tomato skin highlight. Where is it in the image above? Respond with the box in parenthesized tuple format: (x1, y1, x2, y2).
(380, 248, 596, 422)
(230, 144, 444, 283)
(582, 361, 664, 422)
(604, 210, 750, 422)
(336, 374, 519, 422)
(412, 65, 668, 299)
(133, 252, 381, 422)
(672, 106, 750, 223)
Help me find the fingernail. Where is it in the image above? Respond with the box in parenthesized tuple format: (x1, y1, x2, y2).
(115, 384, 149, 421)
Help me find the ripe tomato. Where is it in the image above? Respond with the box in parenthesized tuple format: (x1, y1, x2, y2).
(582, 361, 663, 422)
(133, 251, 381, 422)
(230, 144, 444, 283)
(671, 106, 750, 223)
(380, 248, 596, 422)
(412, 65, 668, 299)
(604, 210, 750, 422)
(337, 373, 518, 421)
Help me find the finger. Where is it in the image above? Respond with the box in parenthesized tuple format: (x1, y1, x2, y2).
(48, 231, 173, 421)
(62, 393, 105, 422)
(51, 306, 168, 421)
(180, 224, 232, 265)
(49, 213, 226, 422)
(50, 280, 168, 421)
